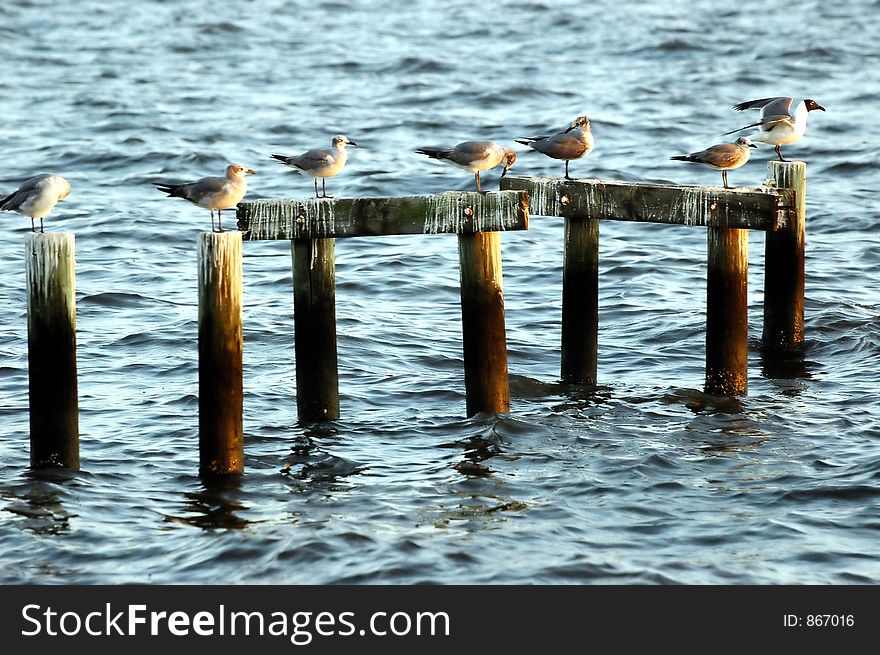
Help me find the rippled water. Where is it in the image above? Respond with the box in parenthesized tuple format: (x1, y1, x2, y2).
(1, 0, 878, 584)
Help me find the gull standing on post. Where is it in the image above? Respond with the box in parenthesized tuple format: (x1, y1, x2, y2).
(515, 116, 594, 180)
(415, 141, 517, 193)
(270, 134, 356, 199)
(671, 137, 757, 189)
(153, 163, 255, 232)
(723, 97, 826, 161)
(1, 174, 71, 233)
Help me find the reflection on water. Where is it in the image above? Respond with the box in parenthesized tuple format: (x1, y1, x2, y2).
(760, 347, 814, 390)
(280, 424, 364, 484)
(167, 476, 251, 531)
(3, 469, 80, 536)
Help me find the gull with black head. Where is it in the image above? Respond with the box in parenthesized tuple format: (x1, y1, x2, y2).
(723, 96, 825, 161)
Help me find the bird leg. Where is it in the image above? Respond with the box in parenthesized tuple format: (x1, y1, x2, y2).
(31, 217, 36, 233)
(40, 217, 44, 233)
(722, 170, 730, 189)
(218, 209, 223, 233)
(565, 160, 571, 180)
(210, 209, 216, 233)
(474, 171, 483, 194)
(321, 177, 332, 199)
(775, 145, 786, 162)
(314, 178, 319, 198)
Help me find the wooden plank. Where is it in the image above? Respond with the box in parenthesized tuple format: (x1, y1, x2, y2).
(501, 177, 795, 231)
(237, 191, 529, 240)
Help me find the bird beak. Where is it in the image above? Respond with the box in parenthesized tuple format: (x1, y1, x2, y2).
(749, 143, 757, 149)
(501, 165, 511, 178)
(816, 104, 826, 112)
(246, 168, 256, 175)
(348, 140, 358, 147)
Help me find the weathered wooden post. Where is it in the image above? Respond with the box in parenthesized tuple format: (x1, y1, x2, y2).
(763, 161, 806, 354)
(291, 238, 340, 422)
(705, 227, 749, 395)
(198, 231, 243, 476)
(25, 233, 79, 469)
(458, 231, 510, 415)
(561, 214, 599, 385)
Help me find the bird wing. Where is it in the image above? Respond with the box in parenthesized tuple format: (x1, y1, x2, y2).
(532, 132, 589, 159)
(694, 144, 745, 168)
(722, 114, 794, 136)
(290, 149, 335, 170)
(185, 176, 229, 200)
(763, 98, 795, 117)
(449, 141, 496, 167)
(732, 96, 791, 112)
(0, 174, 51, 211)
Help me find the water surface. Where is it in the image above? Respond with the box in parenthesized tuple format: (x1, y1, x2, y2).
(1, 0, 878, 584)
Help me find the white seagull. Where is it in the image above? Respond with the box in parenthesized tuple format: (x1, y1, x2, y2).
(271, 134, 357, 199)
(415, 141, 517, 193)
(671, 137, 758, 189)
(0, 174, 71, 233)
(724, 97, 826, 161)
(154, 163, 255, 232)
(515, 115, 594, 180)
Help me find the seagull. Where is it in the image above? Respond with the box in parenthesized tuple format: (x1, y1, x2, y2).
(415, 141, 517, 193)
(723, 97, 826, 161)
(0, 174, 71, 233)
(671, 136, 757, 189)
(515, 116, 594, 180)
(270, 134, 356, 199)
(153, 163, 255, 232)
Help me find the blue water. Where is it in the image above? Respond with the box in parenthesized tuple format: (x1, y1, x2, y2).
(0, 0, 878, 584)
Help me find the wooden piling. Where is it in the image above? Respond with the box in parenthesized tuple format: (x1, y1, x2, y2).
(458, 231, 510, 415)
(705, 227, 749, 395)
(561, 216, 599, 385)
(25, 233, 79, 469)
(763, 161, 806, 354)
(292, 238, 340, 422)
(198, 232, 243, 475)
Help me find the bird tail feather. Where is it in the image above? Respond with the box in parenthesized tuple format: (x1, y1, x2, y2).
(153, 182, 185, 198)
(415, 148, 449, 159)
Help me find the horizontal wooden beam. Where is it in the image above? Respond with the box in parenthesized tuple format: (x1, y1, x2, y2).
(501, 177, 795, 231)
(236, 191, 529, 240)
